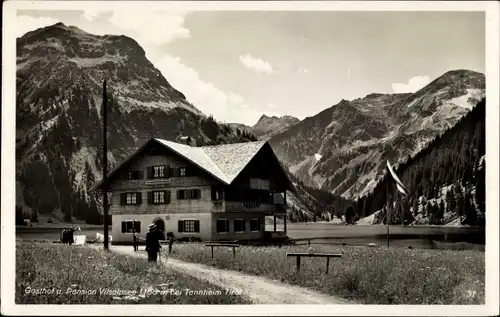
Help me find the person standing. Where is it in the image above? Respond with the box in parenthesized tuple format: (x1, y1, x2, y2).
(145, 224, 161, 261)
(68, 227, 75, 245)
(132, 220, 138, 252)
(61, 228, 67, 244)
(167, 232, 175, 254)
(133, 232, 138, 251)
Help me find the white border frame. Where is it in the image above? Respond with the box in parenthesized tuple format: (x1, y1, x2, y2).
(2, 1, 499, 316)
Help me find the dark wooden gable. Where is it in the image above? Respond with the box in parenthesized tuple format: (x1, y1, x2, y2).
(231, 143, 294, 192)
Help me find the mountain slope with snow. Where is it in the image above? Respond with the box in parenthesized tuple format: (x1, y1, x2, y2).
(269, 70, 485, 199)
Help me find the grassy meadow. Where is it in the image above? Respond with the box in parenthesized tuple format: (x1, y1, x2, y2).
(16, 242, 249, 304)
(168, 243, 485, 304)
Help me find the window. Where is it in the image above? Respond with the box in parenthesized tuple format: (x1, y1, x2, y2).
(127, 171, 140, 180)
(211, 186, 224, 201)
(216, 219, 229, 233)
(177, 189, 201, 200)
(179, 167, 186, 177)
(121, 220, 141, 233)
(178, 220, 200, 233)
(126, 193, 137, 205)
(249, 178, 270, 190)
(120, 192, 142, 205)
(234, 219, 245, 233)
(250, 219, 260, 232)
(148, 191, 170, 205)
(154, 191, 164, 204)
(153, 166, 165, 178)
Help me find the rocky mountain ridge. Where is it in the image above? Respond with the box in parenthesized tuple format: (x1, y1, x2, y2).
(16, 23, 259, 223)
(228, 114, 300, 140)
(268, 69, 485, 199)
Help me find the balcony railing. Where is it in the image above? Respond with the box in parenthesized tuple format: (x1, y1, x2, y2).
(211, 201, 284, 213)
(212, 201, 225, 212)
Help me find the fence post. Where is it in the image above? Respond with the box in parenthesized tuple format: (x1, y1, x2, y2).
(211, 246, 214, 259)
(296, 255, 301, 272)
(232, 246, 236, 257)
(326, 256, 330, 274)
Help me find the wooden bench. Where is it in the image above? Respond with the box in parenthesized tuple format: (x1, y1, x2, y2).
(287, 252, 343, 274)
(205, 243, 240, 259)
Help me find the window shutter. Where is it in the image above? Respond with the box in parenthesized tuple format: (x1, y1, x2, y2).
(121, 221, 126, 233)
(164, 191, 171, 204)
(146, 167, 153, 179)
(137, 170, 144, 180)
(172, 167, 179, 177)
(176, 190, 181, 200)
(194, 220, 200, 233)
(134, 221, 141, 233)
(225, 219, 230, 232)
(147, 191, 153, 204)
(196, 189, 201, 199)
(211, 187, 216, 201)
(120, 193, 126, 205)
(242, 220, 246, 232)
(164, 165, 171, 177)
(178, 220, 184, 233)
(136, 192, 142, 205)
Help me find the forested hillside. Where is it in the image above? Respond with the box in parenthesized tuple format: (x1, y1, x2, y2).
(355, 98, 486, 227)
(286, 172, 354, 222)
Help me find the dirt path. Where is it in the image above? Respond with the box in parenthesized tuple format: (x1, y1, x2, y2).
(105, 245, 351, 304)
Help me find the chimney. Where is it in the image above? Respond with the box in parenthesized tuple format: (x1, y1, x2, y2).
(178, 135, 192, 146)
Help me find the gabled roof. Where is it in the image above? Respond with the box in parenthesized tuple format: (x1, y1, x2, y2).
(90, 138, 282, 191)
(200, 141, 266, 183)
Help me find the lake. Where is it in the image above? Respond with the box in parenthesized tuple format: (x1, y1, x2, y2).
(16, 222, 485, 249)
(285, 222, 485, 249)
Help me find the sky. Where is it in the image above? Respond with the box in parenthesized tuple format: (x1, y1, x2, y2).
(16, 9, 485, 126)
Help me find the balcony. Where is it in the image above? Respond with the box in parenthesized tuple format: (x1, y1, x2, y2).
(211, 200, 285, 213)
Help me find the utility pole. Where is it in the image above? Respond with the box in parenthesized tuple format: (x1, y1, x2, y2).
(386, 174, 390, 248)
(102, 80, 109, 250)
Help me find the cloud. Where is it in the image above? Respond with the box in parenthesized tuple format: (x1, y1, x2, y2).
(392, 75, 432, 93)
(16, 15, 60, 38)
(298, 68, 308, 74)
(107, 10, 191, 45)
(82, 9, 106, 22)
(154, 55, 262, 125)
(239, 54, 274, 74)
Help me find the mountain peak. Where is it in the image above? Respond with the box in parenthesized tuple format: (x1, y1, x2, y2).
(19, 22, 90, 41)
(255, 114, 299, 125)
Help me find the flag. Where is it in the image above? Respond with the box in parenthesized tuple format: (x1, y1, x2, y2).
(386, 160, 408, 196)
